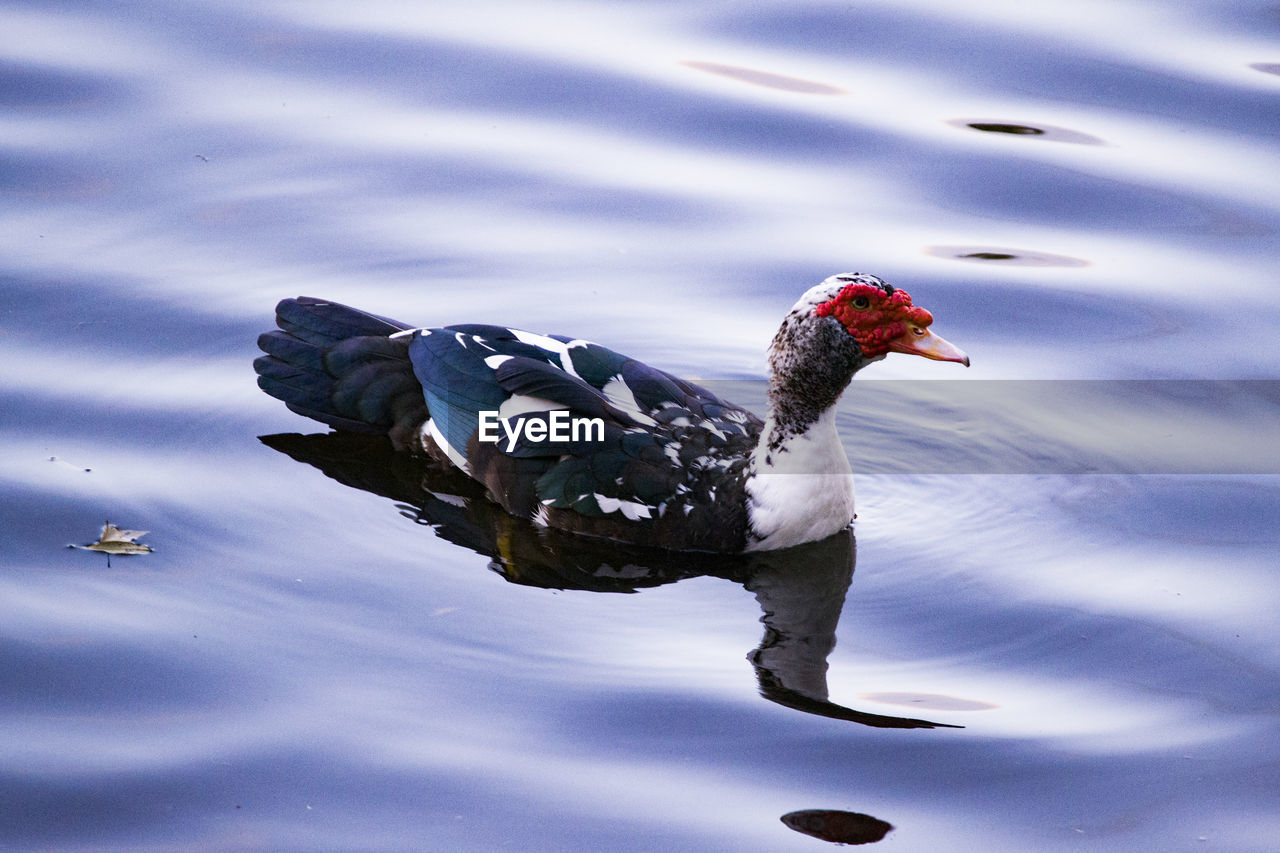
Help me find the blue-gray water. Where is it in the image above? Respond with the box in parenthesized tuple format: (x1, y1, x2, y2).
(3, 1, 1279, 850)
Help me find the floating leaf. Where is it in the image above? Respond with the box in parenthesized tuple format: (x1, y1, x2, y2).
(79, 521, 153, 556)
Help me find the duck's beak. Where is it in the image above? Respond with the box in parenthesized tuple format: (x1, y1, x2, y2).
(887, 326, 970, 366)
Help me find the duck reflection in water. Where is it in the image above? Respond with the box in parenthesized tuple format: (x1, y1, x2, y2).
(260, 431, 959, 732)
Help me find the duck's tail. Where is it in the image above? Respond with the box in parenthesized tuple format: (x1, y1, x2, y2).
(254, 297, 428, 449)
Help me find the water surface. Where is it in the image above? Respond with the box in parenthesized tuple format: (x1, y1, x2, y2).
(3, 1, 1279, 850)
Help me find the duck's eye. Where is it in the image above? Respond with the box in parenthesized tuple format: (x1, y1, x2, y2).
(851, 296, 870, 310)
(911, 325, 926, 336)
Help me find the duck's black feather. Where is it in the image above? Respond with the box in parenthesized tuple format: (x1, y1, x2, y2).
(276, 296, 411, 344)
(255, 299, 425, 446)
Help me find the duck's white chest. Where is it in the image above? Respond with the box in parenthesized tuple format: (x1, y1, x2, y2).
(744, 408, 855, 551)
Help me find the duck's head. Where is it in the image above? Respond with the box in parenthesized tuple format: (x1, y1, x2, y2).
(800, 273, 969, 367)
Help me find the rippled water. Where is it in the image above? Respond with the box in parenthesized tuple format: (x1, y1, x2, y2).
(4, 1, 1280, 850)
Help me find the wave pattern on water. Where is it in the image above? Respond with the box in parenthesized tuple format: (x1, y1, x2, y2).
(3, 1, 1280, 850)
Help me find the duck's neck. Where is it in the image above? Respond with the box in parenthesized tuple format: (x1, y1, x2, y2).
(761, 313, 867, 448)
(744, 315, 869, 551)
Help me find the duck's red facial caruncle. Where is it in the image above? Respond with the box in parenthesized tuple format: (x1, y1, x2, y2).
(815, 282, 970, 365)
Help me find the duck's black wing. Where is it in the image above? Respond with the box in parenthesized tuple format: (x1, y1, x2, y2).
(409, 324, 763, 551)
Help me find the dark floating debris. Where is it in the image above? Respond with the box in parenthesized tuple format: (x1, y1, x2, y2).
(946, 118, 1105, 145)
(680, 60, 845, 95)
(925, 245, 1091, 268)
(781, 810, 894, 845)
(970, 122, 1043, 135)
(49, 456, 91, 472)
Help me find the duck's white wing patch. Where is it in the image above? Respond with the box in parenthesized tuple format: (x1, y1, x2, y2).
(602, 375, 659, 426)
(483, 354, 512, 369)
(510, 329, 587, 378)
(497, 394, 563, 419)
(423, 417, 469, 471)
(594, 494, 654, 520)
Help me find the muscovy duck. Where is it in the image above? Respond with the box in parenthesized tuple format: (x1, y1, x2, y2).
(255, 273, 968, 552)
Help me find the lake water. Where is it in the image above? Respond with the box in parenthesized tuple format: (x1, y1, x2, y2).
(3, 1, 1279, 850)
